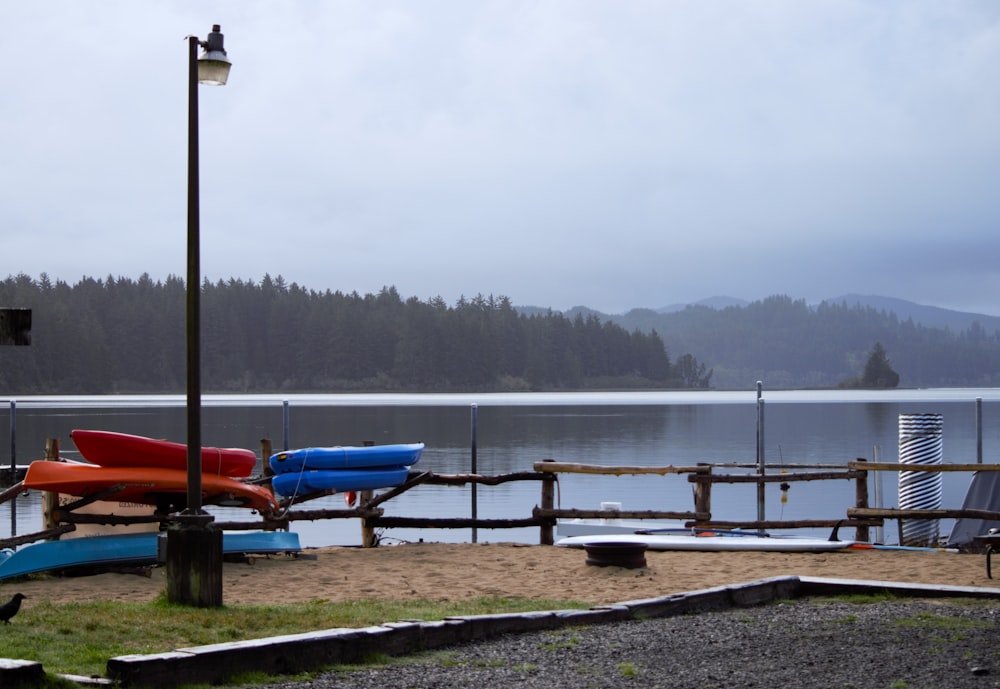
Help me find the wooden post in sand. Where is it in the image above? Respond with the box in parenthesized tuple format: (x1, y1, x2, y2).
(166, 523, 223, 607)
(41, 438, 60, 533)
(359, 440, 377, 547)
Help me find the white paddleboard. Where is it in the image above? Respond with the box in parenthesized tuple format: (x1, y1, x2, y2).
(557, 519, 689, 538)
(555, 533, 855, 553)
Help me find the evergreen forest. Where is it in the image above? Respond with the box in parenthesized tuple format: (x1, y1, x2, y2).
(0, 273, 693, 394)
(4, 275, 999, 394)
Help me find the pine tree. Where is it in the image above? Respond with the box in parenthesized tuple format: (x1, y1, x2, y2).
(861, 341, 900, 388)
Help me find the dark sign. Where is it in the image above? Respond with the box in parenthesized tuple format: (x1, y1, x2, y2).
(0, 308, 31, 346)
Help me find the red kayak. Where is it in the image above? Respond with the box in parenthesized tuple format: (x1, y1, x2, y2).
(71, 429, 257, 478)
(24, 460, 277, 514)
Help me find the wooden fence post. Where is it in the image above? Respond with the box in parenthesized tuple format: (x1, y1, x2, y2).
(259, 438, 276, 531)
(260, 438, 273, 477)
(854, 458, 870, 543)
(539, 468, 555, 545)
(693, 464, 712, 521)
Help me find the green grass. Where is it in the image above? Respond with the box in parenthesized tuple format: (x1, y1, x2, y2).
(893, 611, 993, 632)
(539, 631, 580, 651)
(616, 661, 639, 677)
(1, 594, 589, 679)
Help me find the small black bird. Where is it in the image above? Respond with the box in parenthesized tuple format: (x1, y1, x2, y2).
(0, 593, 27, 624)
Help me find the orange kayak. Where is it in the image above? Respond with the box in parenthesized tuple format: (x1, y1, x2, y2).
(24, 460, 277, 514)
(71, 429, 257, 478)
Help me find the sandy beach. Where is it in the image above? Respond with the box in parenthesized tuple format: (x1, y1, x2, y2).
(3, 541, 995, 606)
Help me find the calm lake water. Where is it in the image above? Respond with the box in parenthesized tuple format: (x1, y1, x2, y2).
(3, 388, 999, 547)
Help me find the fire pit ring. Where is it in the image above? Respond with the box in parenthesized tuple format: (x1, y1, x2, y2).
(583, 541, 648, 569)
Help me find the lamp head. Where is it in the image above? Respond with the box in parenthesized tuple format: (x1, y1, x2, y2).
(198, 24, 231, 86)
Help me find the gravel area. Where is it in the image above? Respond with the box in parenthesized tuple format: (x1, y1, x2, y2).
(258, 598, 1000, 689)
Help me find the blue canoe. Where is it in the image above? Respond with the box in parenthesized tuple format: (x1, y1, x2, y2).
(0, 531, 301, 581)
(271, 466, 411, 498)
(269, 443, 424, 473)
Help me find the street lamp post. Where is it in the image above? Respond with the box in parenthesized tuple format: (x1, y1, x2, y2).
(185, 24, 231, 520)
(168, 24, 232, 607)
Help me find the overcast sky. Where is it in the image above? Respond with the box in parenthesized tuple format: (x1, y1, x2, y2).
(2, 2, 998, 316)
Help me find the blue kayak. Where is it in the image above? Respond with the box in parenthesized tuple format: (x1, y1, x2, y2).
(0, 531, 301, 581)
(271, 465, 411, 497)
(269, 443, 423, 473)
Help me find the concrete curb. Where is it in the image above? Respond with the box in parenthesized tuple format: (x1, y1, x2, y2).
(0, 658, 45, 686)
(6, 576, 1000, 687)
(797, 576, 1000, 599)
(104, 576, 1000, 687)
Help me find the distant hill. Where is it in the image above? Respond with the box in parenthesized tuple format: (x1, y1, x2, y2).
(822, 294, 1000, 333)
(656, 296, 749, 313)
(514, 294, 1000, 388)
(518, 294, 1000, 334)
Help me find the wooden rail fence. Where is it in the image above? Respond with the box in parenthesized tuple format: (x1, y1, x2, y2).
(3, 440, 1000, 551)
(845, 461, 1000, 531)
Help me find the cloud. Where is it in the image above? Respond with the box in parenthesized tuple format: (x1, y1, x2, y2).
(2, 2, 999, 316)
